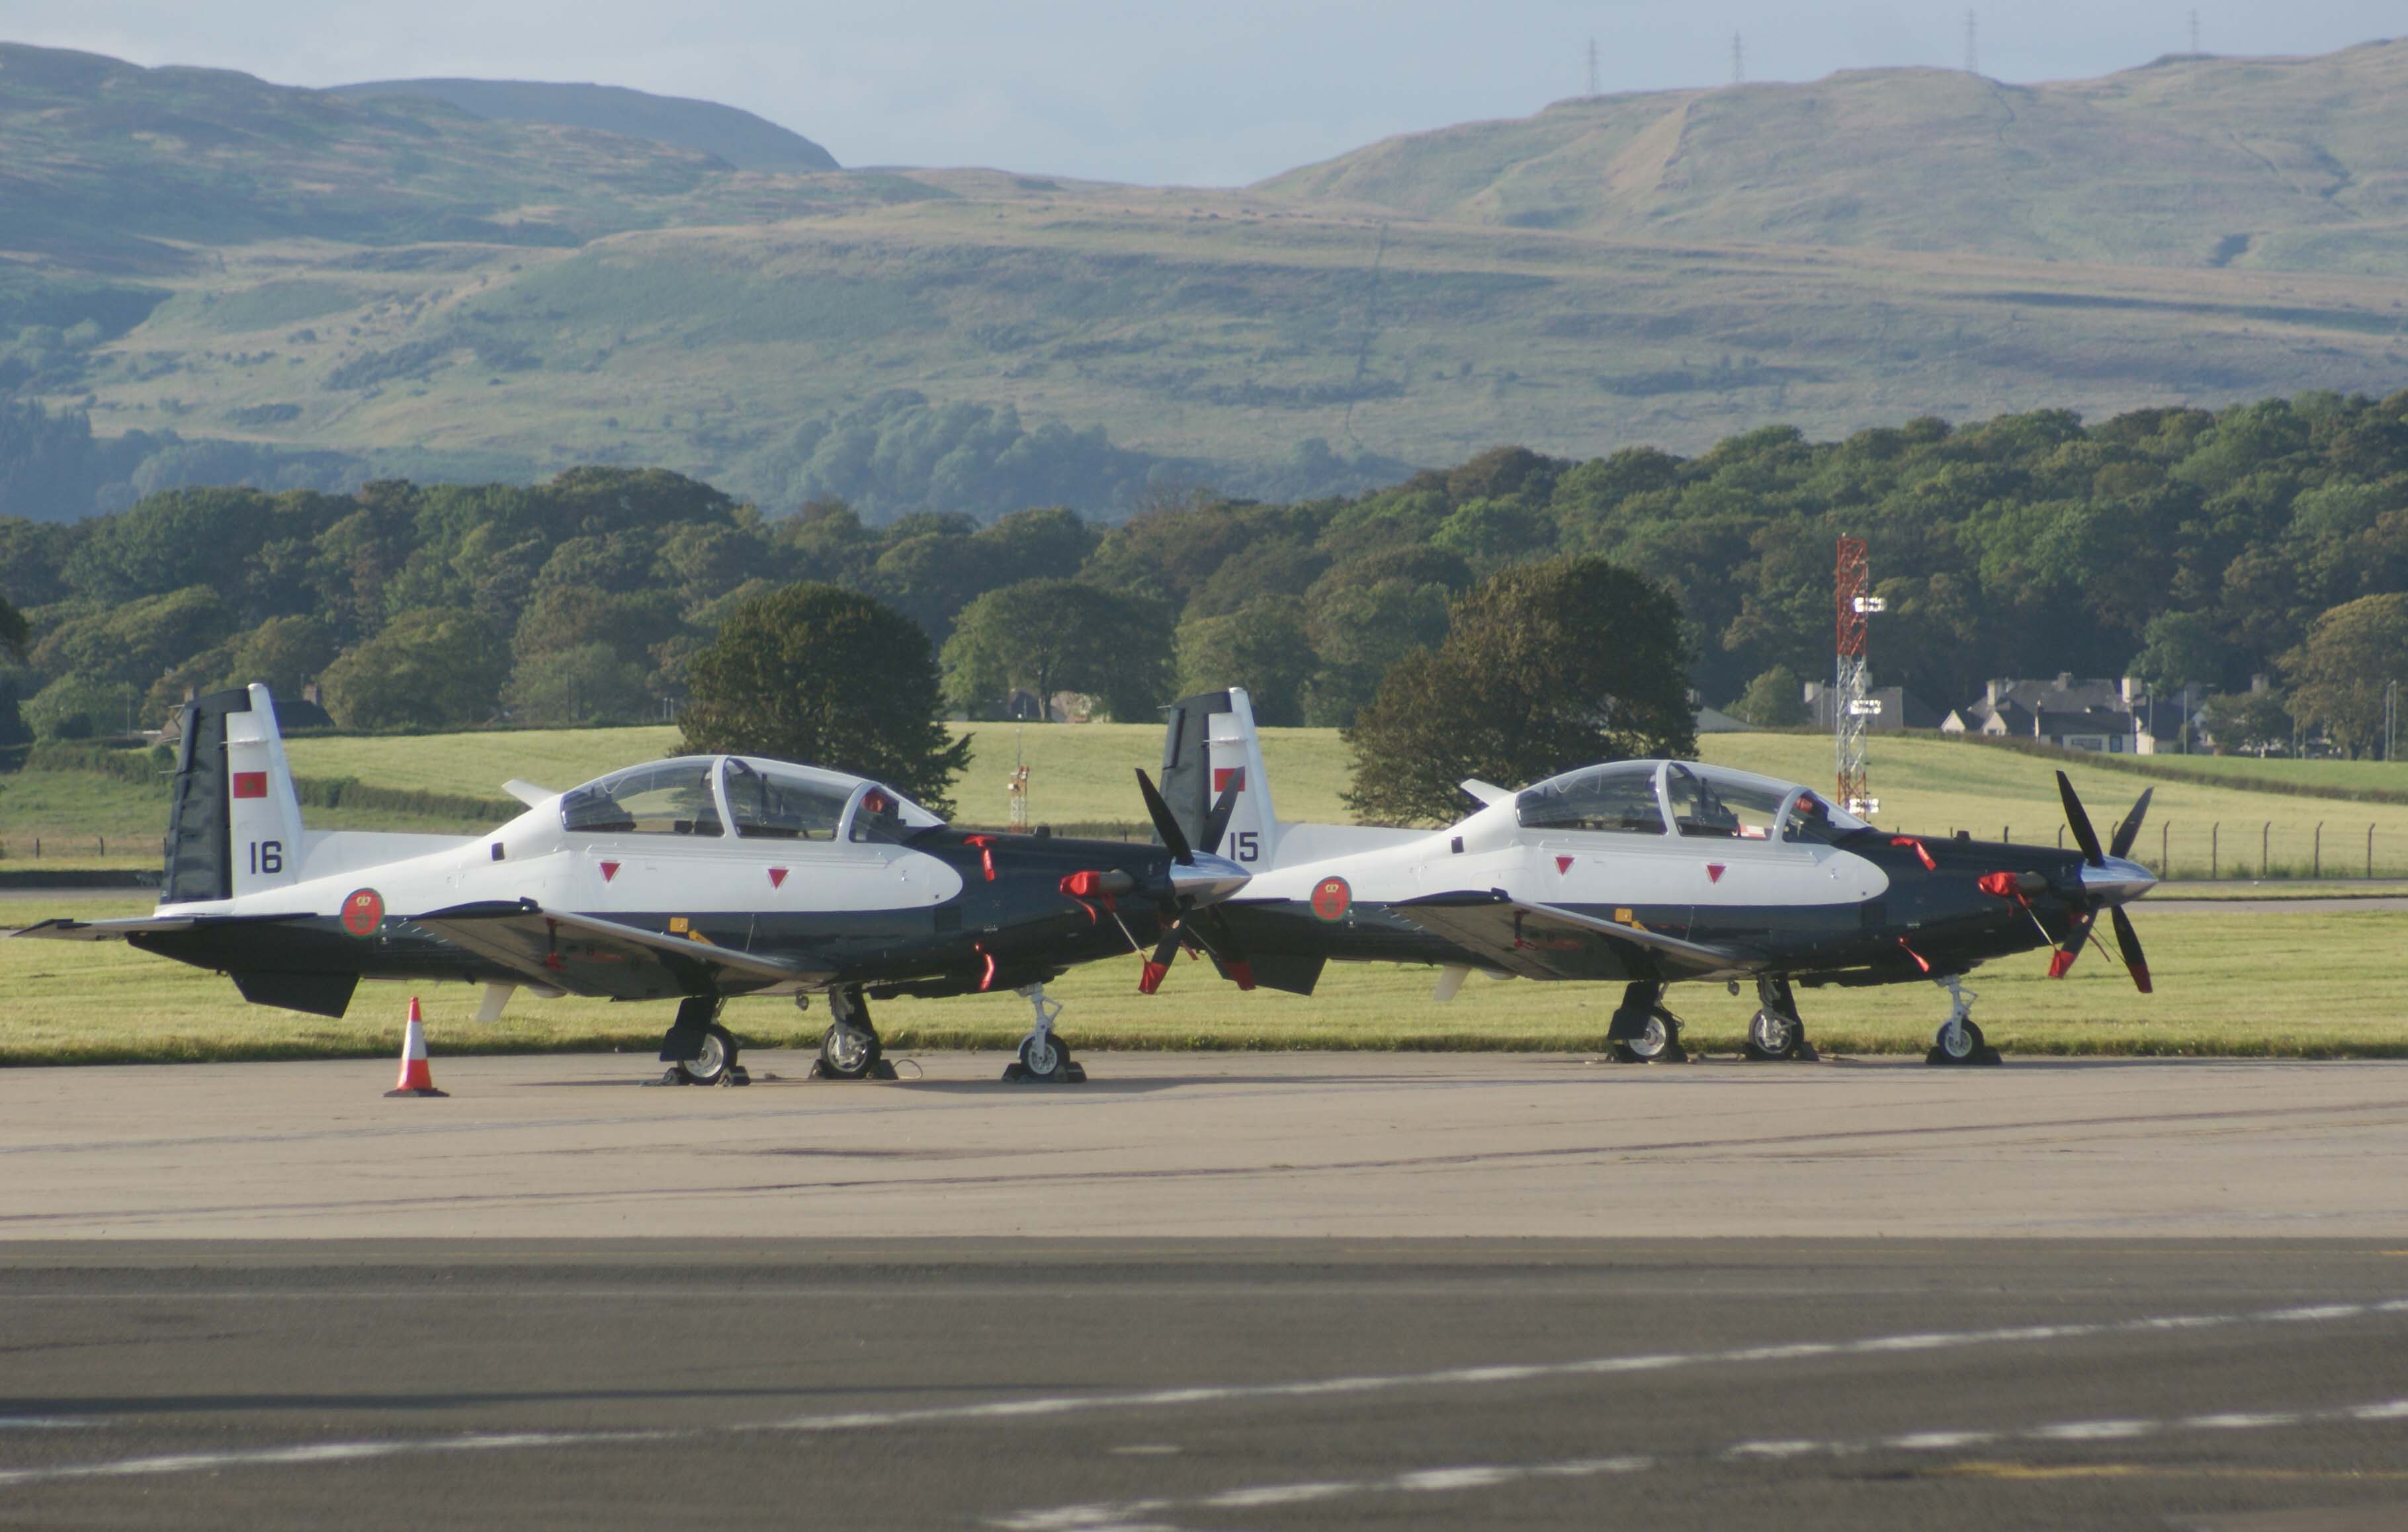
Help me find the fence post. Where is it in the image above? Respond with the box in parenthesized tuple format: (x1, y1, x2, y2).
(2002, 825, 2009, 843)
(2315, 822, 2323, 878)
(97, 834, 105, 858)
(2261, 822, 2270, 878)
(2371, 823, 2378, 879)
(2057, 826, 2065, 849)
(2211, 822, 2218, 880)
(2161, 820, 2169, 877)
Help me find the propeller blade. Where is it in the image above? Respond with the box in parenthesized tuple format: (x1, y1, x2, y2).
(2108, 787, 2154, 862)
(2056, 771, 2105, 867)
(2047, 909, 2095, 978)
(2109, 906, 2153, 994)
(1137, 927, 1182, 995)
(1134, 769, 1193, 866)
(1198, 784, 1241, 856)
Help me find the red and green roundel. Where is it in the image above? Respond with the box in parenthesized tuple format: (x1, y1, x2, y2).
(340, 887, 384, 937)
(1310, 876, 1352, 922)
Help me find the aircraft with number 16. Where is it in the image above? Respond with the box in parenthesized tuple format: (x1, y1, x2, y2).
(12, 685, 1249, 1084)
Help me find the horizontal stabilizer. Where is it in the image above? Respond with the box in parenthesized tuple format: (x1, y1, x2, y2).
(412, 900, 830, 1001)
(1395, 890, 1764, 983)
(8, 914, 258, 941)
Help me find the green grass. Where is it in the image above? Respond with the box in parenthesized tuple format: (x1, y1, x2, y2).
(3, 896, 2400, 1064)
(37, 723, 2408, 879)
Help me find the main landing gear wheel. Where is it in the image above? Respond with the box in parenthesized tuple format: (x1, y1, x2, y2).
(1742, 1008, 1798, 1061)
(650, 996, 748, 1086)
(1612, 1011, 1688, 1064)
(1002, 983, 1087, 1084)
(812, 990, 898, 1081)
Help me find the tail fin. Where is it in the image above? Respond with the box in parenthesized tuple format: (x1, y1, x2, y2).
(1158, 687, 1279, 870)
(163, 684, 306, 904)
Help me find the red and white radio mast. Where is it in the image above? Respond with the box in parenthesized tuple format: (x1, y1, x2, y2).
(1834, 536, 1883, 818)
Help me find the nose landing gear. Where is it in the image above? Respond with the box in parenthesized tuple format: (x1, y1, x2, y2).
(1004, 983, 1086, 1083)
(1925, 974, 2001, 1066)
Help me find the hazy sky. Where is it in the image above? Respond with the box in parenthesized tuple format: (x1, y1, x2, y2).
(3, 1, 2399, 185)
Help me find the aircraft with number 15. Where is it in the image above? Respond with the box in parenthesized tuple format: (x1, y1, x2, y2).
(1129, 687, 2160, 1064)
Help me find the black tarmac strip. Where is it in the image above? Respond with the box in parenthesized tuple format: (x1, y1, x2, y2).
(1, 1240, 2405, 1529)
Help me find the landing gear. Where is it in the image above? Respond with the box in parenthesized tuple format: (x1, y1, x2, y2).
(1606, 981, 1687, 1064)
(814, 988, 896, 1081)
(1925, 974, 2001, 1066)
(654, 995, 747, 1086)
(1742, 975, 1819, 1062)
(1003, 984, 1086, 1084)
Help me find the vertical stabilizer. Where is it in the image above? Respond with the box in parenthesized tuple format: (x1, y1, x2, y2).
(1158, 686, 1279, 869)
(163, 685, 305, 905)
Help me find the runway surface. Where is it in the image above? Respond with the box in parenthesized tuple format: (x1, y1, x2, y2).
(3, 1050, 2407, 1238)
(2, 1240, 2407, 1529)
(4, 1052, 2408, 1527)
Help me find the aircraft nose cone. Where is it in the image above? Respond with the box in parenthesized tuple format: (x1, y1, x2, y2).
(2079, 855, 2157, 906)
(1170, 851, 1251, 905)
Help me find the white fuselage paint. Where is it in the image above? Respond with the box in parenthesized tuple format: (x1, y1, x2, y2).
(164, 805, 964, 925)
(1238, 795, 1889, 915)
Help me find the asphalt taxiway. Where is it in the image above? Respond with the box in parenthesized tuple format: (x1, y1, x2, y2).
(3, 1051, 2406, 1529)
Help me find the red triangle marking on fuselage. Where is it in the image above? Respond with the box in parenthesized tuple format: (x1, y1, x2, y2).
(768, 867, 789, 888)
(599, 861, 620, 883)
(1706, 863, 1725, 882)
(1555, 855, 1574, 874)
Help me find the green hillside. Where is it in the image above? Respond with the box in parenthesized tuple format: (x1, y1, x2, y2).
(327, 79, 838, 171)
(1260, 43, 2408, 275)
(6, 41, 2408, 517)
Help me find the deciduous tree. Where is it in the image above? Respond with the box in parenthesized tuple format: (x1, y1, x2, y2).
(680, 583, 968, 815)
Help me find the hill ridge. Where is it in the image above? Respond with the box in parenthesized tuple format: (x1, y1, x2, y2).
(327, 77, 838, 172)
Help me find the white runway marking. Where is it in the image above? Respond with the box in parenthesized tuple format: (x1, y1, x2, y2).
(1005, 1395, 2408, 1529)
(0, 1295, 2401, 1492)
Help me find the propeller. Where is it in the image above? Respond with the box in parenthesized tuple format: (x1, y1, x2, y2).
(1129, 772, 1256, 994)
(2049, 773, 2154, 992)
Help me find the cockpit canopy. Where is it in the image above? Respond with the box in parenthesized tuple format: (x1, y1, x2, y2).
(558, 756, 945, 843)
(1514, 760, 1870, 845)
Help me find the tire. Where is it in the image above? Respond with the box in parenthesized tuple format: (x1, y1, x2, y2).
(1612, 1013, 1670, 1064)
(819, 1021, 882, 1080)
(1742, 1008, 1797, 1062)
(1934, 1017, 1985, 1063)
(1016, 1031, 1071, 1083)
(679, 1023, 738, 1085)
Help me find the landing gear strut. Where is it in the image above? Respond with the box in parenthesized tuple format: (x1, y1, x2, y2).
(1003, 983, 1086, 1084)
(814, 988, 896, 1080)
(1607, 981, 1688, 1064)
(654, 994, 747, 1086)
(1742, 975, 1819, 1062)
(1924, 974, 2001, 1066)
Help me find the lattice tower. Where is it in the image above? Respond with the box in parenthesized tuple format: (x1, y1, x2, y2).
(1835, 536, 1872, 816)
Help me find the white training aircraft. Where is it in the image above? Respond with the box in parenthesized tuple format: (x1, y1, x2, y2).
(13, 685, 1248, 1084)
(1137, 687, 2159, 1066)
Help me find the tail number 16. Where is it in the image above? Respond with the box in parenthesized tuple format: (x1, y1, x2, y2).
(248, 840, 283, 874)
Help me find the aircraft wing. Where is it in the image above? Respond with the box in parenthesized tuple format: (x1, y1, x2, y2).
(1394, 890, 1766, 983)
(11, 914, 254, 941)
(411, 900, 830, 1001)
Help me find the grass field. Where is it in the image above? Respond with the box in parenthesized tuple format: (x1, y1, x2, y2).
(23, 724, 2408, 878)
(3, 896, 2399, 1064)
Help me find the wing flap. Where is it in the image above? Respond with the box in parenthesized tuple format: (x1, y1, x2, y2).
(412, 900, 826, 1001)
(1395, 891, 1764, 982)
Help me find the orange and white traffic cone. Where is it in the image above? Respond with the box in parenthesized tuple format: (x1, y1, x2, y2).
(385, 996, 448, 1099)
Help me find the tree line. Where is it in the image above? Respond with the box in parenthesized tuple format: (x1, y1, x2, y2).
(5, 388, 2408, 769)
